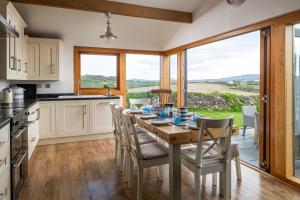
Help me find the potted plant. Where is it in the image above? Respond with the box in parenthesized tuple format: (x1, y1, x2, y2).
(103, 80, 114, 96)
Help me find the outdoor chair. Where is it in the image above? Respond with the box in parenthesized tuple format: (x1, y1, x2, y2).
(242, 105, 257, 136)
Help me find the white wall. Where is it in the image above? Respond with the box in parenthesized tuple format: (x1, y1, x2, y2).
(163, 0, 300, 50)
(13, 3, 181, 94)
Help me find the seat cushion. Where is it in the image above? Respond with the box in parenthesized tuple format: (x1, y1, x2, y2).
(181, 147, 223, 166)
(140, 142, 169, 160)
(134, 132, 156, 144)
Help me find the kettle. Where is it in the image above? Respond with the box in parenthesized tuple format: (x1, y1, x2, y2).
(0, 87, 13, 104)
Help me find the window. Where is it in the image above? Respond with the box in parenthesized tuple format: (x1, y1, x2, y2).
(126, 54, 161, 106)
(170, 54, 178, 106)
(80, 53, 118, 89)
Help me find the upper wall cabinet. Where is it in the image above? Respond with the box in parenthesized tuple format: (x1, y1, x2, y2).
(27, 37, 61, 80)
(0, 2, 27, 80)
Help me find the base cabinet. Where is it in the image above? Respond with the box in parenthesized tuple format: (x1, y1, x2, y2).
(59, 101, 89, 136)
(39, 102, 57, 139)
(90, 100, 114, 134)
(0, 124, 11, 200)
(27, 103, 40, 160)
(38, 99, 120, 142)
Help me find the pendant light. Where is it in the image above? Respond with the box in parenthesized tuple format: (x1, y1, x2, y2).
(227, 0, 246, 6)
(100, 12, 117, 40)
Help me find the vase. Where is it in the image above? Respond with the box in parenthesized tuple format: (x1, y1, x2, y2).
(107, 88, 112, 96)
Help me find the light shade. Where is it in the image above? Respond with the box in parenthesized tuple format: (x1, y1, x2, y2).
(100, 12, 117, 40)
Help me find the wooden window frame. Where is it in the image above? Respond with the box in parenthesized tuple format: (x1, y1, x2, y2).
(74, 47, 121, 95)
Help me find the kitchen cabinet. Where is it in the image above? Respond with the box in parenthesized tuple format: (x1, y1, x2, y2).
(27, 103, 40, 160)
(59, 101, 89, 136)
(27, 37, 61, 80)
(27, 42, 40, 80)
(0, 2, 27, 80)
(0, 124, 11, 200)
(90, 100, 114, 134)
(39, 102, 57, 139)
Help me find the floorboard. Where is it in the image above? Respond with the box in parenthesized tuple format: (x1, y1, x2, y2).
(18, 139, 300, 200)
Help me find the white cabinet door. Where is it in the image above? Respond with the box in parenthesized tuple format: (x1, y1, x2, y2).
(40, 43, 59, 80)
(39, 102, 57, 139)
(28, 103, 40, 160)
(59, 101, 89, 136)
(27, 43, 40, 80)
(6, 13, 17, 79)
(90, 100, 114, 134)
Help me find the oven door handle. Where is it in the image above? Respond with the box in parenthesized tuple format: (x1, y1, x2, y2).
(13, 150, 27, 168)
(12, 127, 27, 139)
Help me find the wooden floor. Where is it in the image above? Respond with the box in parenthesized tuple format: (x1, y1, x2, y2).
(19, 139, 300, 200)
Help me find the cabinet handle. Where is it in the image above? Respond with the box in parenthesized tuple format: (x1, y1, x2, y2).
(49, 64, 55, 74)
(25, 62, 28, 73)
(84, 106, 87, 115)
(31, 137, 36, 142)
(17, 59, 21, 71)
(36, 108, 40, 120)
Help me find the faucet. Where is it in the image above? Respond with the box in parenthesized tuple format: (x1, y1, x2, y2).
(77, 78, 80, 96)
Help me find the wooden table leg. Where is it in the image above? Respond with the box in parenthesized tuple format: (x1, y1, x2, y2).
(169, 144, 181, 200)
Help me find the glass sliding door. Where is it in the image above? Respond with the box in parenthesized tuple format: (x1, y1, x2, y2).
(293, 23, 300, 178)
(170, 54, 178, 106)
(185, 31, 263, 167)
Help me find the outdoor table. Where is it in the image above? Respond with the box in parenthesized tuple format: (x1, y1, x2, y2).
(125, 110, 239, 200)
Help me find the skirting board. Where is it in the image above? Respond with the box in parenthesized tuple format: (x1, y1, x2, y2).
(38, 132, 115, 145)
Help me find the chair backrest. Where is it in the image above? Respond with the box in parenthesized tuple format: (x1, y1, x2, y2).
(129, 98, 150, 109)
(122, 114, 142, 159)
(113, 106, 126, 140)
(110, 104, 118, 136)
(242, 105, 257, 117)
(195, 118, 234, 166)
(150, 89, 172, 105)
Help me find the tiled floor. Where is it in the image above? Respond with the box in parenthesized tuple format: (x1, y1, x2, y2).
(232, 128, 259, 167)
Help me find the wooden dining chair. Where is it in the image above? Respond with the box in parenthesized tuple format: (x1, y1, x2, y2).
(110, 104, 122, 169)
(202, 143, 242, 187)
(181, 118, 234, 200)
(122, 114, 169, 200)
(150, 89, 172, 105)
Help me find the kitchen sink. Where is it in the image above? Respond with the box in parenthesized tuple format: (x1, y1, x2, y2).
(58, 95, 107, 98)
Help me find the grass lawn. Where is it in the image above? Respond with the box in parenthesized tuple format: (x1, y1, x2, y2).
(188, 108, 243, 128)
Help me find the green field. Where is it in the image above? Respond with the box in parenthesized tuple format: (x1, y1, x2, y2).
(188, 108, 243, 127)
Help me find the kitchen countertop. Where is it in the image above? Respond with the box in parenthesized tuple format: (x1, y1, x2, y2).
(0, 94, 121, 119)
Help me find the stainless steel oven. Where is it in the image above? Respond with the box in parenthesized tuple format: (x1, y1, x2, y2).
(10, 110, 28, 200)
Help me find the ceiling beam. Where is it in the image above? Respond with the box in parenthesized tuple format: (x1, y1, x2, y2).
(11, 0, 193, 23)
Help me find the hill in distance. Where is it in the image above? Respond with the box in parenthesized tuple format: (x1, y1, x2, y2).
(188, 74, 259, 83)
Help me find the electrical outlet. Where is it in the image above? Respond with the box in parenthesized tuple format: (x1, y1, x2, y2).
(37, 84, 42, 88)
(45, 84, 51, 88)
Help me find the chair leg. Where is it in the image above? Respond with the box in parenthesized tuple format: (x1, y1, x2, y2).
(156, 166, 163, 181)
(115, 139, 118, 161)
(137, 167, 144, 200)
(195, 170, 201, 200)
(243, 126, 247, 136)
(224, 163, 231, 200)
(212, 173, 217, 186)
(235, 156, 242, 180)
(128, 156, 134, 188)
(219, 172, 224, 197)
(120, 146, 124, 171)
(202, 175, 206, 186)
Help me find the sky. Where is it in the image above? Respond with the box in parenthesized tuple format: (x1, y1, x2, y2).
(187, 30, 260, 80)
(81, 30, 261, 81)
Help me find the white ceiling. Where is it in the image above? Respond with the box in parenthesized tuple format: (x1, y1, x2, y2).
(108, 0, 205, 12)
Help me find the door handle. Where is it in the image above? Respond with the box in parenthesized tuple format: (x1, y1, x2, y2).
(12, 127, 27, 139)
(13, 150, 27, 168)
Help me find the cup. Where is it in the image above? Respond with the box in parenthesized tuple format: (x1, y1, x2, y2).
(175, 116, 181, 125)
(159, 110, 166, 119)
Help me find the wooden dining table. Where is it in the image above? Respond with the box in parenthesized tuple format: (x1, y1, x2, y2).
(126, 110, 239, 200)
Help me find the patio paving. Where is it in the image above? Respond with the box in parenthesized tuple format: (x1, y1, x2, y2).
(232, 128, 259, 167)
